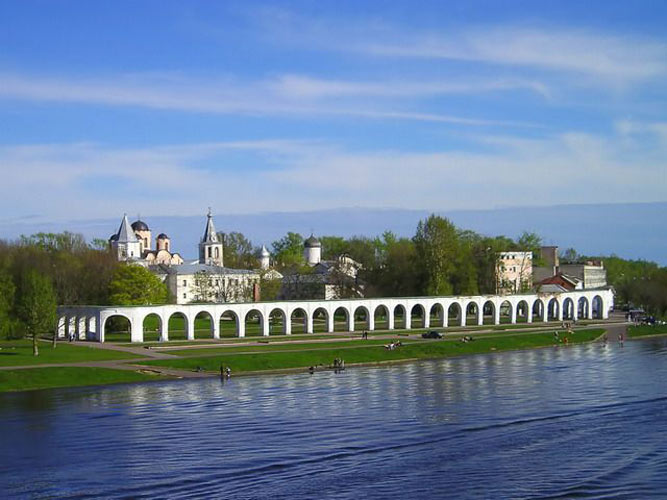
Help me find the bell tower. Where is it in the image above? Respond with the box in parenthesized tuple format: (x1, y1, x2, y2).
(199, 208, 224, 266)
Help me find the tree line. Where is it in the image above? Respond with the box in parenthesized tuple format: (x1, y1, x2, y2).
(1, 216, 665, 348)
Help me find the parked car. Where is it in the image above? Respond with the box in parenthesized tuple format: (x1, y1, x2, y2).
(422, 330, 443, 339)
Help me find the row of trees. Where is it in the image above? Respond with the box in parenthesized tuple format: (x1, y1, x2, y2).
(267, 215, 544, 298)
(2, 216, 665, 349)
(0, 233, 170, 349)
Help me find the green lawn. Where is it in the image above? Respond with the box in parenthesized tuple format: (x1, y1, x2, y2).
(0, 367, 165, 392)
(163, 338, 413, 357)
(141, 328, 605, 374)
(0, 340, 142, 367)
(628, 324, 667, 338)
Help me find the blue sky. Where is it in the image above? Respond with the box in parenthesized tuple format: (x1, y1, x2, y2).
(0, 0, 666, 223)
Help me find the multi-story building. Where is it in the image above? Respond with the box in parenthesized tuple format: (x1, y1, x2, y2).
(496, 251, 533, 294)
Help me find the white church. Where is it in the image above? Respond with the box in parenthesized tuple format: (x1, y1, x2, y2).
(110, 211, 266, 305)
(109, 211, 361, 304)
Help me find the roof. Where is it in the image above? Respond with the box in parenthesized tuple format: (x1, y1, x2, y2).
(131, 219, 149, 231)
(536, 284, 569, 293)
(158, 263, 259, 276)
(304, 234, 321, 248)
(157, 233, 169, 239)
(201, 210, 220, 243)
(115, 215, 138, 243)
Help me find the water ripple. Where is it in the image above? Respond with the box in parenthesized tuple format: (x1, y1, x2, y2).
(2, 339, 667, 498)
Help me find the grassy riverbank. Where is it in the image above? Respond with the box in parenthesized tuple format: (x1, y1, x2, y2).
(627, 324, 667, 338)
(0, 367, 164, 393)
(141, 328, 605, 374)
(0, 326, 610, 393)
(0, 339, 142, 367)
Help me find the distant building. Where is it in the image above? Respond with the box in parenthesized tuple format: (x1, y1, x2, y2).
(109, 215, 183, 265)
(559, 261, 607, 289)
(496, 251, 533, 295)
(154, 263, 260, 304)
(280, 236, 363, 300)
(110, 211, 270, 305)
(535, 273, 583, 293)
(533, 246, 607, 290)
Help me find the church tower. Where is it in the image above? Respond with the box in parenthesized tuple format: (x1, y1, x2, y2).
(259, 245, 271, 270)
(109, 214, 142, 261)
(199, 209, 224, 266)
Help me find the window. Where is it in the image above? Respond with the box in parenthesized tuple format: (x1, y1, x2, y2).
(183, 280, 187, 286)
(183, 293, 186, 299)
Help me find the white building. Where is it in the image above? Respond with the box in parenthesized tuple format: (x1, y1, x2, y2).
(151, 211, 263, 305)
(280, 236, 363, 300)
(109, 215, 183, 266)
(496, 251, 533, 295)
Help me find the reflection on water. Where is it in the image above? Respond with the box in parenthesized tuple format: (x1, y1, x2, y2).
(2, 339, 667, 498)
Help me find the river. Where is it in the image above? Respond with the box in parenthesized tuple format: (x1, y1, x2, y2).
(2, 338, 667, 499)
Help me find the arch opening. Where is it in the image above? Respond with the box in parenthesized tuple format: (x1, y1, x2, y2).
(483, 300, 496, 325)
(465, 302, 478, 325)
(219, 310, 240, 338)
(393, 305, 406, 329)
(562, 298, 575, 321)
(333, 307, 350, 332)
(268, 308, 287, 335)
(429, 303, 444, 328)
(312, 307, 329, 333)
(290, 308, 308, 334)
(532, 299, 545, 322)
(547, 298, 560, 321)
(168, 312, 188, 340)
(244, 309, 265, 337)
(194, 311, 214, 339)
(103, 314, 132, 342)
(411, 304, 425, 329)
(516, 300, 530, 323)
(447, 302, 463, 326)
(374, 305, 390, 330)
(578, 297, 589, 320)
(142, 313, 163, 342)
(592, 295, 604, 319)
(354, 306, 370, 331)
(499, 300, 513, 323)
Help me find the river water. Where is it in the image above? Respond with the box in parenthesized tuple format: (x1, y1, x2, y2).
(2, 338, 667, 499)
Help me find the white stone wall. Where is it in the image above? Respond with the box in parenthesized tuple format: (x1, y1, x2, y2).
(58, 289, 615, 343)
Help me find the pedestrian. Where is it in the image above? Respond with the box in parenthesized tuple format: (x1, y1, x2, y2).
(220, 365, 224, 378)
(226, 366, 231, 377)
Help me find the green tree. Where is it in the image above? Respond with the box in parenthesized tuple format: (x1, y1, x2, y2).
(108, 264, 168, 305)
(366, 236, 419, 297)
(0, 266, 16, 340)
(220, 231, 257, 269)
(320, 236, 347, 260)
(413, 215, 459, 296)
(16, 270, 57, 356)
(272, 232, 305, 268)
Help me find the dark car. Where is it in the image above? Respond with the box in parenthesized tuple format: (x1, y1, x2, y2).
(422, 330, 443, 339)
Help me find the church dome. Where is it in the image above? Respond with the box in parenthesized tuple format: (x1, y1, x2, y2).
(157, 233, 169, 240)
(304, 235, 321, 248)
(109, 233, 118, 242)
(131, 220, 149, 231)
(260, 245, 270, 257)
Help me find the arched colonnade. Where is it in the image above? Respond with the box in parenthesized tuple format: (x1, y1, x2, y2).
(57, 290, 613, 343)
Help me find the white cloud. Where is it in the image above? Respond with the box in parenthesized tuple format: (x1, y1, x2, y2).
(251, 9, 667, 86)
(0, 71, 540, 126)
(363, 28, 667, 82)
(0, 126, 664, 222)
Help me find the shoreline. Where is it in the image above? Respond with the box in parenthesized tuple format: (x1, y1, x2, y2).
(2, 324, 633, 393)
